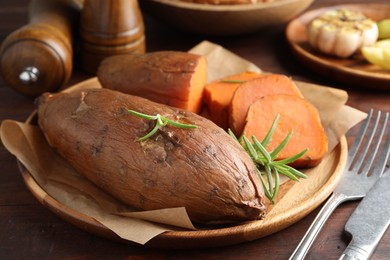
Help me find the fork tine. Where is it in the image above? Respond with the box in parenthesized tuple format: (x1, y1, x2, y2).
(346, 109, 373, 168)
(289, 109, 388, 260)
(353, 110, 382, 172)
(361, 112, 390, 176)
(366, 113, 390, 176)
(347, 109, 377, 169)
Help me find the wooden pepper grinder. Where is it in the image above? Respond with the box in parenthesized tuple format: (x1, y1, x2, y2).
(0, 0, 78, 97)
(79, 0, 146, 74)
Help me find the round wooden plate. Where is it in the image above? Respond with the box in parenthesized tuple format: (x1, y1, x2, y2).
(19, 78, 348, 249)
(141, 0, 314, 36)
(286, 4, 390, 91)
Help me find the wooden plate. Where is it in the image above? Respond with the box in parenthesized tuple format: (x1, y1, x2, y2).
(141, 0, 314, 36)
(286, 4, 390, 91)
(19, 78, 348, 249)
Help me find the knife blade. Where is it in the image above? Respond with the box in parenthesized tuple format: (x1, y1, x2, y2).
(339, 168, 390, 260)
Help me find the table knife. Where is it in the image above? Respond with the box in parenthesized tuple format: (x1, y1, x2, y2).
(340, 168, 390, 260)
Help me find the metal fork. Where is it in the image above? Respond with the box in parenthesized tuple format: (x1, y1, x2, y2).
(290, 109, 390, 260)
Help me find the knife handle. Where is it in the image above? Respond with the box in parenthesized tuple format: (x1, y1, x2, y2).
(339, 243, 372, 260)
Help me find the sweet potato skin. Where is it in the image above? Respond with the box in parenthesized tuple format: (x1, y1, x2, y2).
(37, 88, 266, 224)
(97, 51, 207, 114)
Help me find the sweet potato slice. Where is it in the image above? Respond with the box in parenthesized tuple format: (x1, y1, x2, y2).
(37, 88, 266, 224)
(243, 94, 328, 168)
(229, 74, 303, 135)
(97, 51, 207, 114)
(203, 71, 263, 129)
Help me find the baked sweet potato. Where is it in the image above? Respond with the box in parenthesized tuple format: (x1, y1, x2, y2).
(229, 74, 303, 136)
(37, 88, 266, 224)
(243, 94, 328, 168)
(203, 71, 262, 129)
(97, 51, 207, 114)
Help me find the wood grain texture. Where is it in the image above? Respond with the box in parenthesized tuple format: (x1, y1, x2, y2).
(80, 0, 146, 73)
(0, 0, 389, 258)
(140, 0, 314, 36)
(0, 0, 78, 96)
(286, 3, 390, 91)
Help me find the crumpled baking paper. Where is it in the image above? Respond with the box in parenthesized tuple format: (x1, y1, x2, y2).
(0, 41, 366, 245)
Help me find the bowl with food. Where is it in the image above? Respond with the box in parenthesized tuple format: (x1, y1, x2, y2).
(140, 0, 315, 36)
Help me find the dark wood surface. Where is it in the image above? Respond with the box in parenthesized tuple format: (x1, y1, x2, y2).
(0, 0, 389, 259)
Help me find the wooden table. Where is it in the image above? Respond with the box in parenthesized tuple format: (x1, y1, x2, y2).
(0, 0, 389, 259)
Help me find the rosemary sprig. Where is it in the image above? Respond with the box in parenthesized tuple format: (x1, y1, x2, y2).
(129, 109, 306, 203)
(228, 115, 308, 203)
(220, 79, 246, 84)
(128, 109, 198, 141)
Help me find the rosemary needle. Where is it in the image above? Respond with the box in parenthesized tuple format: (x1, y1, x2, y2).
(129, 109, 306, 203)
(220, 79, 246, 84)
(228, 116, 308, 203)
(128, 109, 198, 141)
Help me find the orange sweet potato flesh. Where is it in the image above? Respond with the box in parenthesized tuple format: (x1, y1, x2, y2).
(36, 88, 266, 225)
(203, 71, 263, 129)
(97, 51, 207, 114)
(229, 74, 303, 136)
(243, 95, 328, 168)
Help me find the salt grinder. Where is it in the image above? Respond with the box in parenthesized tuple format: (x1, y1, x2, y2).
(79, 0, 146, 74)
(0, 0, 78, 97)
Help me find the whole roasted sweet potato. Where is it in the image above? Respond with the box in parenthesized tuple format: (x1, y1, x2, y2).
(97, 51, 207, 114)
(37, 88, 266, 224)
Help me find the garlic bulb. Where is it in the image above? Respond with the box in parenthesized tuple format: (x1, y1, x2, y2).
(308, 9, 378, 58)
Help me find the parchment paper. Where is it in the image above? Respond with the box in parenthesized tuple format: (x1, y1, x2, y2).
(0, 41, 366, 245)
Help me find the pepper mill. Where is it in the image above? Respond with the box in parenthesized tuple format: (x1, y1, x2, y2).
(0, 0, 78, 97)
(79, 0, 146, 74)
